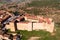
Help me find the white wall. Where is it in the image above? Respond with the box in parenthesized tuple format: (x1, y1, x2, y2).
(17, 22, 54, 32)
(45, 22, 54, 32)
(5, 22, 54, 33)
(17, 22, 32, 31)
(5, 22, 15, 32)
(33, 22, 46, 30)
(33, 22, 54, 33)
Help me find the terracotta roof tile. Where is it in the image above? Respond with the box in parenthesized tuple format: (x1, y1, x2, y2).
(25, 14, 38, 20)
(0, 18, 2, 22)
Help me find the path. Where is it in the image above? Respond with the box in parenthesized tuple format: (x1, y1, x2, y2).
(28, 37, 40, 40)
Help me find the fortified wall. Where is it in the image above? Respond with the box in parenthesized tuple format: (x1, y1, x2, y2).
(5, 22, 54, 33)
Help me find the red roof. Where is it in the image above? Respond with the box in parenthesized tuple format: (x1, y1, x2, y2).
(25, 14, 38, 20)
(39, 17, 44, 23)
(0, 18, 3, 22)
(0, 11, 4, 15)
(44, 18, 51, 24)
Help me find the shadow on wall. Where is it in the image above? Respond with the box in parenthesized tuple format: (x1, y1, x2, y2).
(14, 20, 18, 31)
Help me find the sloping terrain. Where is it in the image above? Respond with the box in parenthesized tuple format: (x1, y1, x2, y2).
(0, 0, 60, 23)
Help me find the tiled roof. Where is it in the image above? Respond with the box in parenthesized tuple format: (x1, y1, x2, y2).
(25, 14, 38, 20)
(3, 15, 10, 20)
(43, 18, 52, 24)
(0, 18, 2, 22)
(39, 17, 52, 24)
(39, 17, 44, 23)
(0, 11, 4, 15)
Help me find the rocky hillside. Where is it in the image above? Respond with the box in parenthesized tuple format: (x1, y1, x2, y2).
(0, 0, 12, 3)
(0, 0, 60, 23)
(0, 0, 33, 3)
